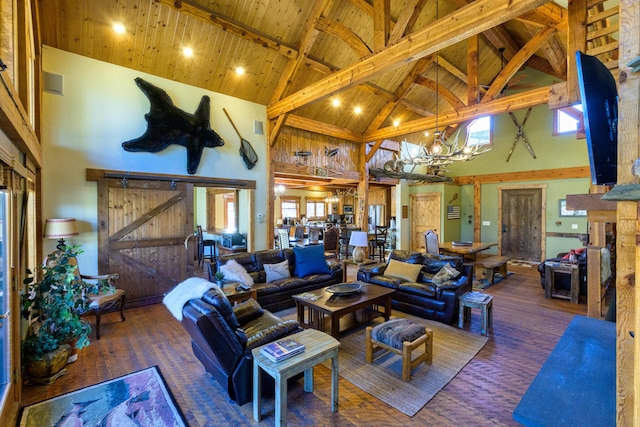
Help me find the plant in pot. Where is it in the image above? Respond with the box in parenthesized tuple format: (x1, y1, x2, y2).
(21, 245, 113, 382)
(214, 270, 225, 287)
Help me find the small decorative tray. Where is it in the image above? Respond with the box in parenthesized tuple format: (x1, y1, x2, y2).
(452, 241, 473, 246)
(326, 282, 362, 296)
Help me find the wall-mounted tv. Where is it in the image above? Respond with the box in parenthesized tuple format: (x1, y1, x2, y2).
(575, 51, 618, 186)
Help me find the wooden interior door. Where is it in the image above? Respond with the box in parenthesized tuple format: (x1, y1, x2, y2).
(410, 193, 441, 252)
(499, 187, 544, 262)
(97, 178, 194, 307)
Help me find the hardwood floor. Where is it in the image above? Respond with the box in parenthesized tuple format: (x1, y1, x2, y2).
(20, 263, 595, 426)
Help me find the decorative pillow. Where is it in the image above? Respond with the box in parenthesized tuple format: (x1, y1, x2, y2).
(264, 259, 291, 283)
(219, 259, 254, 287)
(293, 245, 331, 277)
(431, 263, 461, 285)
(384, 259, 423, 282)
(233, 298, 264, 324)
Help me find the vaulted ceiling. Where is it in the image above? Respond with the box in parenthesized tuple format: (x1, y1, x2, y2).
(39, 0, 618, 145)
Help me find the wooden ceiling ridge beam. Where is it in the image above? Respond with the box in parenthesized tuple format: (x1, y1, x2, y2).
(267, 0, 551, 120)
(269, 0, 334, 104)
(482, 26, 557, 101)
(365, 86, 550, 141)
(164, 0, 298, 58)
(315, 17, 373, 57)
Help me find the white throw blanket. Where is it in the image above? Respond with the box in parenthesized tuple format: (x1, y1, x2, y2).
(163, 277, 216, 321)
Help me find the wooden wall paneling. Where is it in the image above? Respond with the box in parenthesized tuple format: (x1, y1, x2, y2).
(619, 0, 640, 423)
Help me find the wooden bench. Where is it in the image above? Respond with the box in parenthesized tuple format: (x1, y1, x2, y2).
(476, 256, 510, 285)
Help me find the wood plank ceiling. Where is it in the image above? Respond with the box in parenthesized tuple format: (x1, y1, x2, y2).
(39, 0, 619, 187)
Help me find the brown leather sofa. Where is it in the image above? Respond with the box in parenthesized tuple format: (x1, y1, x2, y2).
(357, 250, 472, 324)
(181, 287, 301, 405)
(208, 248, 343, 312)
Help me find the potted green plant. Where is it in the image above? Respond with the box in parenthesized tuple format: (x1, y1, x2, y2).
(21, 245, 113, 381)
(214, 270, 225, 287)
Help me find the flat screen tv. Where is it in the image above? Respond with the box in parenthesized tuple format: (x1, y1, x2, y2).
(575, 51, 618, 185)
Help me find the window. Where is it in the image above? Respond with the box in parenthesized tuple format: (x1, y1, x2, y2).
(306, 199, 326, 220)
(224, 195, 235, 231)
(281, 197, 299, 220)
(554, 104, 583, 135)
(465, 116, 492, 146)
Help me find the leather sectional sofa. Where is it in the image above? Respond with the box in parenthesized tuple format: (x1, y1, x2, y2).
(208, 247, 343, 312)
(356, 250, 473, 324)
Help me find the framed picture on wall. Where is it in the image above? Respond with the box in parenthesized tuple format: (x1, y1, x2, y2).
(559, 199, 587, 217)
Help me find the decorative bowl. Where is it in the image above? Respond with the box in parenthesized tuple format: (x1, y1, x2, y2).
(326, 282, 362, 296)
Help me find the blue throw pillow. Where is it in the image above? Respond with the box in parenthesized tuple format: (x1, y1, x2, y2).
(293, 244, 332, 277)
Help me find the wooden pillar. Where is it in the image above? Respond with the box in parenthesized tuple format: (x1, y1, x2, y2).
(617, 0, 640, 424)
(473, 181, 481, 242)
(567, 0, 588, 104)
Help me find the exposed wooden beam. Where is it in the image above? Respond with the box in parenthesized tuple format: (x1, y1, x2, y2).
(525, 23, 567, 77)
(452, 166, 590, 185)
(483, 26, 556, 102)
(270, 0, 334, 103)
(315, 17, 372, 57)
(365, 86, 549, 141)
(566, 193, 616, 211)
(467, 35, 480, 105)
(269, 114, 287, 146)
(373, 0, 390, 52)
(567, 0, 588, 105)
(414, 75, 467, 109)
(388, 0, 427, 45)
(284, 115, 363, 142)
(267, 0, 551, 119)
(164, 0, 298, 58)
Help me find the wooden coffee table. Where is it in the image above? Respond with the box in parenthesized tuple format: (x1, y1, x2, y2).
(292, 282, 395, 339)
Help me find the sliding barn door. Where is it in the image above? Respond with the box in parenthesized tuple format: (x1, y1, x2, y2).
(97, 178, 194, 307)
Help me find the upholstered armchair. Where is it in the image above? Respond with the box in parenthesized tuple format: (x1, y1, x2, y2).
(181, 287, 301, 405)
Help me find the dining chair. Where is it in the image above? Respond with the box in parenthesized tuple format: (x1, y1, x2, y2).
(369, 226, 389, 262)
(278, 229, 291, 249)
(322, 227, 340, 260)
(424, 229, 440, 255)
(197, 225, 216, 267)
(308, 227, 321, 242)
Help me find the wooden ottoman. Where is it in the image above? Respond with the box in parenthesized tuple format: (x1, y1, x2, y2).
(365, 318, 433, 382)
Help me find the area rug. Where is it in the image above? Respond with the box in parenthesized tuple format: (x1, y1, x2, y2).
(280, 308, 488, 417)
(19, 366, 186, 427)
(473, 271, 514, 290)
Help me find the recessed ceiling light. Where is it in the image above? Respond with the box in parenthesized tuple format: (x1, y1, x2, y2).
(113, 22, 126, 34)
(424, 131, 430, 137)
(235, 66, 245, 76)
(393, 119, 400, 127)
(183, 47, 194, 57)
(331, 98, 340, 107)
(354, 106, 362, 114)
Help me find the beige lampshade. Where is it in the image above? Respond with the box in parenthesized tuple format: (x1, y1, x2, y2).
(44, 218, 79, 239)
(348, 231, 368, 247)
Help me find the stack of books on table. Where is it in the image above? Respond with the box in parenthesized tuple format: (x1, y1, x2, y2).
(463, 291, 491, 303)
(259, 338, 305, 363)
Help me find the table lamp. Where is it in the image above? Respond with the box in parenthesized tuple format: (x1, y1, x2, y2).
(349, 231, 369, 263)
(44, 218, 79, 250)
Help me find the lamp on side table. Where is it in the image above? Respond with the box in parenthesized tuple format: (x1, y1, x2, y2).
(349, 231, 369, 263)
